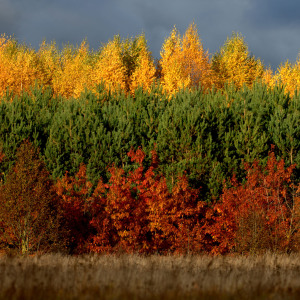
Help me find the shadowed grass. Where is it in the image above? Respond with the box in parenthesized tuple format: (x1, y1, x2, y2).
(1, 253, 300, 299)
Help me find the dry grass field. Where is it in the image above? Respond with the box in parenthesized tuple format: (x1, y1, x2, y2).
(1, 253, 300, 299)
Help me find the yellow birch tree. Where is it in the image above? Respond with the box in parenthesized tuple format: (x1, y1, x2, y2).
(52, 41, 92, 98)
(92, 36, 127, 93)
(212, 33, 264, 89)
(181, 23, 212, 90)
(129, 34, 156, 94)
(0, 35, 41, 97)
(37, 41, 60, 91)
(272, 57, 300, 97)
(160, 26, 189, 95)
(160, 23, 211, 95)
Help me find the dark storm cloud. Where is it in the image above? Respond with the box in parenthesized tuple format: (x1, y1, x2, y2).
(0, 0, 20, 35)
(244, 0, 300, 67)
(112, 0, 253, 58)
(0, 0, 299, 68)
(249, 0, 300, 28)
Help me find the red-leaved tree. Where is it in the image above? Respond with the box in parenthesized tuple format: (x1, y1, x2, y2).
(55, 164, 93, 254)
(208, 150, 300, 254)
(88, 147, 210, 254)
(0, 140, 64, 255)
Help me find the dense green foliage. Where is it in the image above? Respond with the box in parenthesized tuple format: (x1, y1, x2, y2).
(0, 83, 299, 202)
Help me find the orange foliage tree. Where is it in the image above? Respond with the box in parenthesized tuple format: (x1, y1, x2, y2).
(87, 148, 210, 254)
(208, 149, 300, 254)
(88, 148, 156, 253)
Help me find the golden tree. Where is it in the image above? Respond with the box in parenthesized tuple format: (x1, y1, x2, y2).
(262, 66, 275, 88)
(272, 57, 300, 97)
(52, 41, 92, 98)
(0, 35, 10, 96)
(92, 36, 127, 93)
(160, 26, 189, 95)
(36, 41, 60, 91)
(181, 23, 212, 90)
(212, 33, 264, 89)
(129, 34, 156, 94)
(160, 23, 212, 95)
(0, 35, 41, 97)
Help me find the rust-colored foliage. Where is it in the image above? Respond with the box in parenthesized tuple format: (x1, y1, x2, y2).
(55, 164, 93, 254)
(208, 150, 300, 254)
(87, 148, 209, 254)
(1, 142, 299, 255)
(88, 148, 155, 253)
(0, 151, 4, 165)
(0, 140, 63, 254)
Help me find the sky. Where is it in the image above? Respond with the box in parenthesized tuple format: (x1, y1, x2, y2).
(1, 0, 300, 69)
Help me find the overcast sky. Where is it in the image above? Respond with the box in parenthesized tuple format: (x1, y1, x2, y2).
(1, 0, 300, 69)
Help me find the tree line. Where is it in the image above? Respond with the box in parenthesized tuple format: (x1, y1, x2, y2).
(0, 23, 300, 99)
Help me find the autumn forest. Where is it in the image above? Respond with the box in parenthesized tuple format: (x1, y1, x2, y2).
(0, 23, 300, 256)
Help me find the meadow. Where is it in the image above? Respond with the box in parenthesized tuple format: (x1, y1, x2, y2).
(1, 253, 300, 299)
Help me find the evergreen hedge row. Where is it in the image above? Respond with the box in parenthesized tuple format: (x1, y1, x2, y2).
(0, 83, 299, 201)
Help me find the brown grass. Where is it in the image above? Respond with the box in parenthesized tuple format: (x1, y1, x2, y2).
(1, 253, 300, 299)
